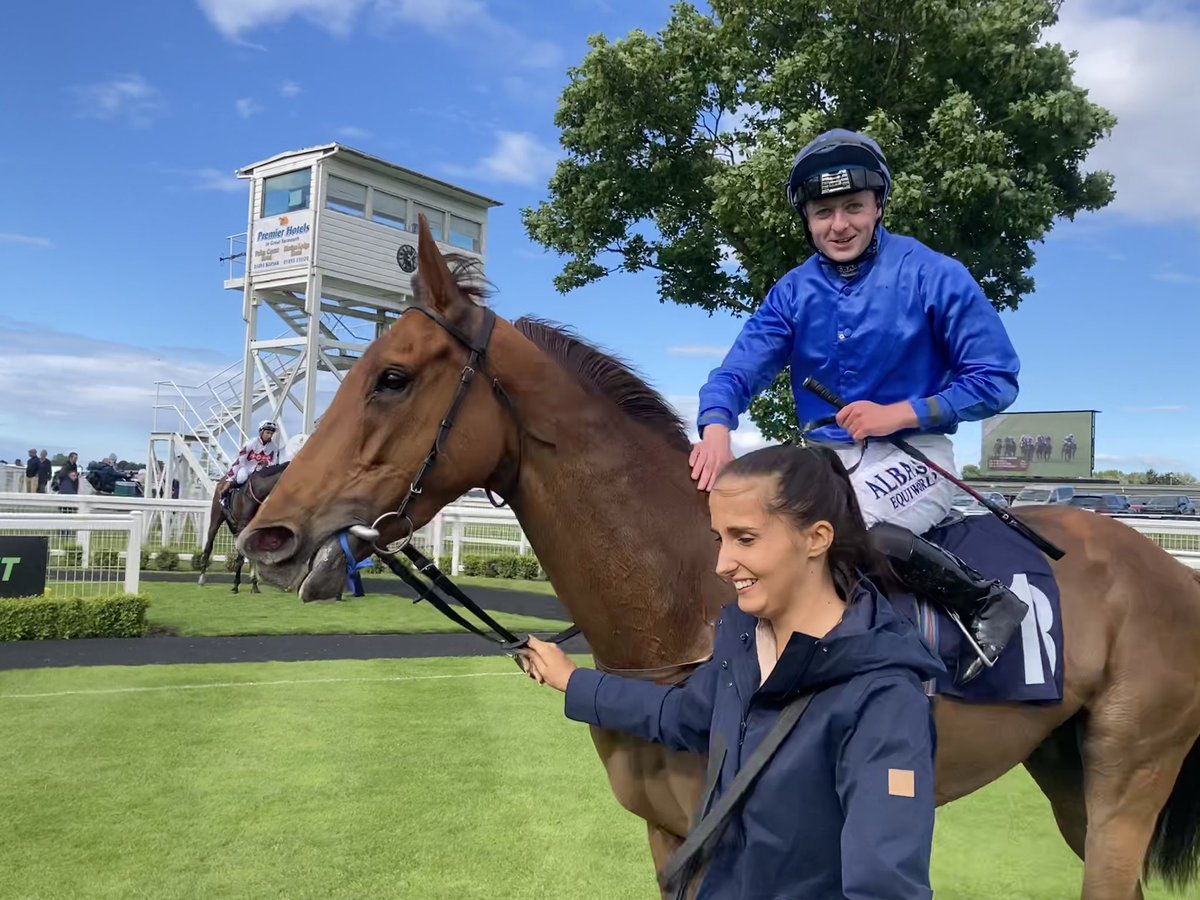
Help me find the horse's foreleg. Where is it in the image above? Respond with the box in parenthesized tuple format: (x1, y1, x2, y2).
(198, 502, 224, 587)
(646, 823, 701, 900)
(589, 728, 705, 891)
(250, 560, 260, 594)
(232, 554, 243, 594)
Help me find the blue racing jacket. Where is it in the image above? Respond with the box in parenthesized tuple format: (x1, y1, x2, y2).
(697, 227, 1020, 444)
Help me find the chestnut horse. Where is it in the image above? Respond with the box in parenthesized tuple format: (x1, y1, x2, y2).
(240, 218, 1200, 899)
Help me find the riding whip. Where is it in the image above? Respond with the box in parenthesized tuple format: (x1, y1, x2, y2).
(801, 377, 1065, 560)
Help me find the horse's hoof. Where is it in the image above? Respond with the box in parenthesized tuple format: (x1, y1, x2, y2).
(231, 588, 239, 594)
(251, 587, 261, 594)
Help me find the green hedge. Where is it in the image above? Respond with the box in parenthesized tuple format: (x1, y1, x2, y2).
(359, 552, 540, 580)
(92, 549, 122, 569)
(0, 594, 149, 641)
(460, 554, 541, 580)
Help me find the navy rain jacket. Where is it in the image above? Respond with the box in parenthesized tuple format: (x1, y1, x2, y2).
(565, 581, 944, 899)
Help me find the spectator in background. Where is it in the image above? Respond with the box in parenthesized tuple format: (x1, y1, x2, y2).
(55, 453, 80, 495)
(25, 449, 39, 492)
(92, 454, 124, 494)
(37, 450, 52, 493)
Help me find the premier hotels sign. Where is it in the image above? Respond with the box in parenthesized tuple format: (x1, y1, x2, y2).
(251, 210, 313, 276)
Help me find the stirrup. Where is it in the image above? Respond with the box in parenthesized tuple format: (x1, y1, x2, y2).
(943, 610, 996, 684)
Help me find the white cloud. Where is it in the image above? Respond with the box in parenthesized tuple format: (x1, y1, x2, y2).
(0, 318, 234, 461)
(72, 74, 164, 127)
(378, 0, 483, 30)
(337, 125, 373, 141)
(235, 97, 262, 119)
(280, 80, 302, 98)
(667, 345, 729, 359)
(1153, 271, 1200, 285)
(190, 168, 244, 193)
(0, 233, 53, 249)
(196, 0, 360, 39)
(1048, 2, 1200, 222)
(196, 0, 561, 68)
(474, 131, 559, 187)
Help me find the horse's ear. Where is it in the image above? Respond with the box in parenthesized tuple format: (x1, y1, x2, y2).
(416, 213, 458, 314)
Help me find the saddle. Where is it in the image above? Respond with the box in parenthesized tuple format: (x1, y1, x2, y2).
(896, 513, 1064, 706)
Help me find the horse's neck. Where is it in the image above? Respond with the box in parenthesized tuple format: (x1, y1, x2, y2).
(501, 368, 727, 669)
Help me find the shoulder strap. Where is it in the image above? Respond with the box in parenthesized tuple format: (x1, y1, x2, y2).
(660, 690, 817, 898)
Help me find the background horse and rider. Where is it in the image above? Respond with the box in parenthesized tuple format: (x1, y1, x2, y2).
(239, 221, 1200, 900)
(196, 463, 289, 593)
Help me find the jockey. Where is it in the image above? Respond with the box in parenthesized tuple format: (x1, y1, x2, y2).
(220, 420, 279, 504)
(689, 128, 1027, 684)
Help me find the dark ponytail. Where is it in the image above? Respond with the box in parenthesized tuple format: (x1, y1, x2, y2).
(718, 444, 892, 596)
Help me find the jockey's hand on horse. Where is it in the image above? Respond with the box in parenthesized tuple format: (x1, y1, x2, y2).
(836, 401, 919, 441)
(690, 424, 734, 492)
(520, 636, 577, 692)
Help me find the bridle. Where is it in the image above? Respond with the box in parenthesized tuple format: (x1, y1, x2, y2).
(335, 303, 713, 681)
(338, 304, 579, 659)
(364, 306, 513, 553)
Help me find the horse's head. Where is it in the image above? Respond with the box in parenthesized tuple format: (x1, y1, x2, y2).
(239, 216, 520, 599)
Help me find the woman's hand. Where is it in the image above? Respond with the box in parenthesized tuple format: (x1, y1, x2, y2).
(520, 636, 578, 693)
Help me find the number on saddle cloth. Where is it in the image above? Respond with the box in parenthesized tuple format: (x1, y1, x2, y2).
(901, 515, 1064, 706)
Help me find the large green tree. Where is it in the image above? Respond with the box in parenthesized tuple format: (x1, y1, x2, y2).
(523, 0, 1115, 441)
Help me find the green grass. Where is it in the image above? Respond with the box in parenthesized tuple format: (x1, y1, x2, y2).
(141, 581, 568, 637)
(148, 570, 560, 598)
(0, 658, 1190, 900)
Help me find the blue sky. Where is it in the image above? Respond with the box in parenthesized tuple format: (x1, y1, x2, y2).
(1, 0, 1198, 473)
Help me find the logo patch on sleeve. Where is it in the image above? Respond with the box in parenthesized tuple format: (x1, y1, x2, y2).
(888, 768, 916, 798)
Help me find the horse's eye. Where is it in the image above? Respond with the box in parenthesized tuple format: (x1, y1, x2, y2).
(375, 368, 411, 393)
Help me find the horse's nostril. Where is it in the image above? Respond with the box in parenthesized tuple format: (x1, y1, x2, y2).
(250, 525, 296, 556)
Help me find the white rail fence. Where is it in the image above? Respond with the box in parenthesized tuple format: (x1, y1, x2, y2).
(0, 493, 529, 576)
(2, 490, 1198, 580)
(0, 511, 142, 597)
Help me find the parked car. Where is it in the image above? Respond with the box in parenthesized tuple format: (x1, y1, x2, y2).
(1068, 493, 1131, 515)
(1138, 495, 1197, 515)
(1012, 485, 1076, 507)
(950, 490, 1009, 516)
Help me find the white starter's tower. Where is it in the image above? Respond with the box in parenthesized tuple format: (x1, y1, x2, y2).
(149, 144, 500, 498)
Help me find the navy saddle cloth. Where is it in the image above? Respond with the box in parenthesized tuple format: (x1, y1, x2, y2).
(889, 513, 1064, 705)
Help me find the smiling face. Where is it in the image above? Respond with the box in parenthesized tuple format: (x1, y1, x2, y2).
(709, 474, 834, 621)
(805, 189, 881, 262)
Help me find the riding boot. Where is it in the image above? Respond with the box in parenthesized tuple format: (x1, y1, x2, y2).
(870, 522, 1029, 686)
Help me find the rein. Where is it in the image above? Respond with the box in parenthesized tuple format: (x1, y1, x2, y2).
(331, 303, 708, 682)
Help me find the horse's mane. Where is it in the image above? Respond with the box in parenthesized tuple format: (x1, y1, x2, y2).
(514, 318, 692, 453)
(413, 258, 692, 454)
(252, 462, 289, 480)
